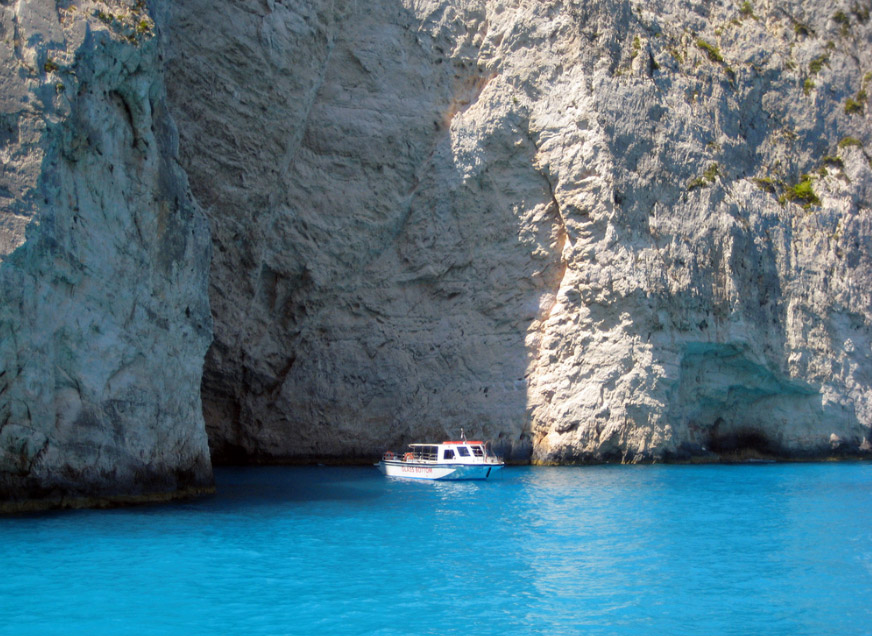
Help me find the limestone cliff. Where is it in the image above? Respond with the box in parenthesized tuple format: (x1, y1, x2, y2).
(0, 0, 213, 510)
(3, 0, 872, 512)
(164, 0, 872, 463)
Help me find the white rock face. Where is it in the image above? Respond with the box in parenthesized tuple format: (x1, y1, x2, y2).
(0, 0, 213, 509)
(165, 0, 872, 463)
(3, 0, 869, 508)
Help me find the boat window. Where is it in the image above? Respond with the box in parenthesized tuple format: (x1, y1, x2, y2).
(471, 445, 484, 457)
(413, 446, 439, 461)
(457, 446, 470, 457)
(443, 449, 455, 460)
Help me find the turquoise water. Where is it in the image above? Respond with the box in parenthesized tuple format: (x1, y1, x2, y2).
(2, 463, 871, 635)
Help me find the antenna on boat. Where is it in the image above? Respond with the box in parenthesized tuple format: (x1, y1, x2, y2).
(461, 428, 466, 442)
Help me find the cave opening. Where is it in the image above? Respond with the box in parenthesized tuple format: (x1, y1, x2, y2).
(674, 343, 820, 460)
(707, 419, 777, 458)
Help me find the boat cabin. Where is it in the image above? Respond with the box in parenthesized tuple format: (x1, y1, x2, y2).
(377, 434, 504, 480)
(407, 441, 491, 463)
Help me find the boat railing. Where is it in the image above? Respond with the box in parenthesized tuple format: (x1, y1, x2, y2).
(382, 450, 438, 462)
(382, 447, 503, 464)
(408, 446, 439, 462)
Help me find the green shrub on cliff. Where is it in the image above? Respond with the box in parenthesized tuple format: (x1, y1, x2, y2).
(833, 11, 851, 36)
(687, 163, 720, 190)
(753, 176, 777, 193)
(794, 20, 811, 36)
(697, 39, 724, 63)
(779, 175, 820, 207)
(838, 136, 863, 148)
(845, 90, 867, 114)
(809, 54, 829, 75)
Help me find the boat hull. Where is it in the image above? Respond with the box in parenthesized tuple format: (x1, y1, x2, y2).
(377, 460, 503, 481)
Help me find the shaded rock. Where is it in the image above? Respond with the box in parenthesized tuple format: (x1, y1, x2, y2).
(0, 0, 213, 510)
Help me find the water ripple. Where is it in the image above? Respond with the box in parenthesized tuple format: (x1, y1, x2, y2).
(1, 463, 871, 635)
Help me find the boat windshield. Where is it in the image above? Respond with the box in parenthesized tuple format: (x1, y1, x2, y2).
(471, 445, 484, 457)
(456, 446, 470, 457)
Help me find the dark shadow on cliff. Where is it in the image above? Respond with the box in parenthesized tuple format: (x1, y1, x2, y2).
(164, 0, 547, 466)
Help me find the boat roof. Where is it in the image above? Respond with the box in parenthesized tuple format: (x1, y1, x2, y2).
(408, 441, 484, 447)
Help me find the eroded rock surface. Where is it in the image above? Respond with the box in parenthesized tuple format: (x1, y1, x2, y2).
(166, 0, 872, 463)
(3, 0, 871, 510)
(0, 0, 213, 510)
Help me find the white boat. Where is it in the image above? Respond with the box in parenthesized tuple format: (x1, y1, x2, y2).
(376, 434, 504, 481)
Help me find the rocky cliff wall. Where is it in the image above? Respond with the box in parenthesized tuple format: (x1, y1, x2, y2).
(164, 0, 560, 462)
(0, 0, 213, 510)
(2, 0, 871, 512)
(165, 0, 872, 463)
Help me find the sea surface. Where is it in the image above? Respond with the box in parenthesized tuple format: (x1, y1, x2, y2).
(2, 463, 871, 635)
